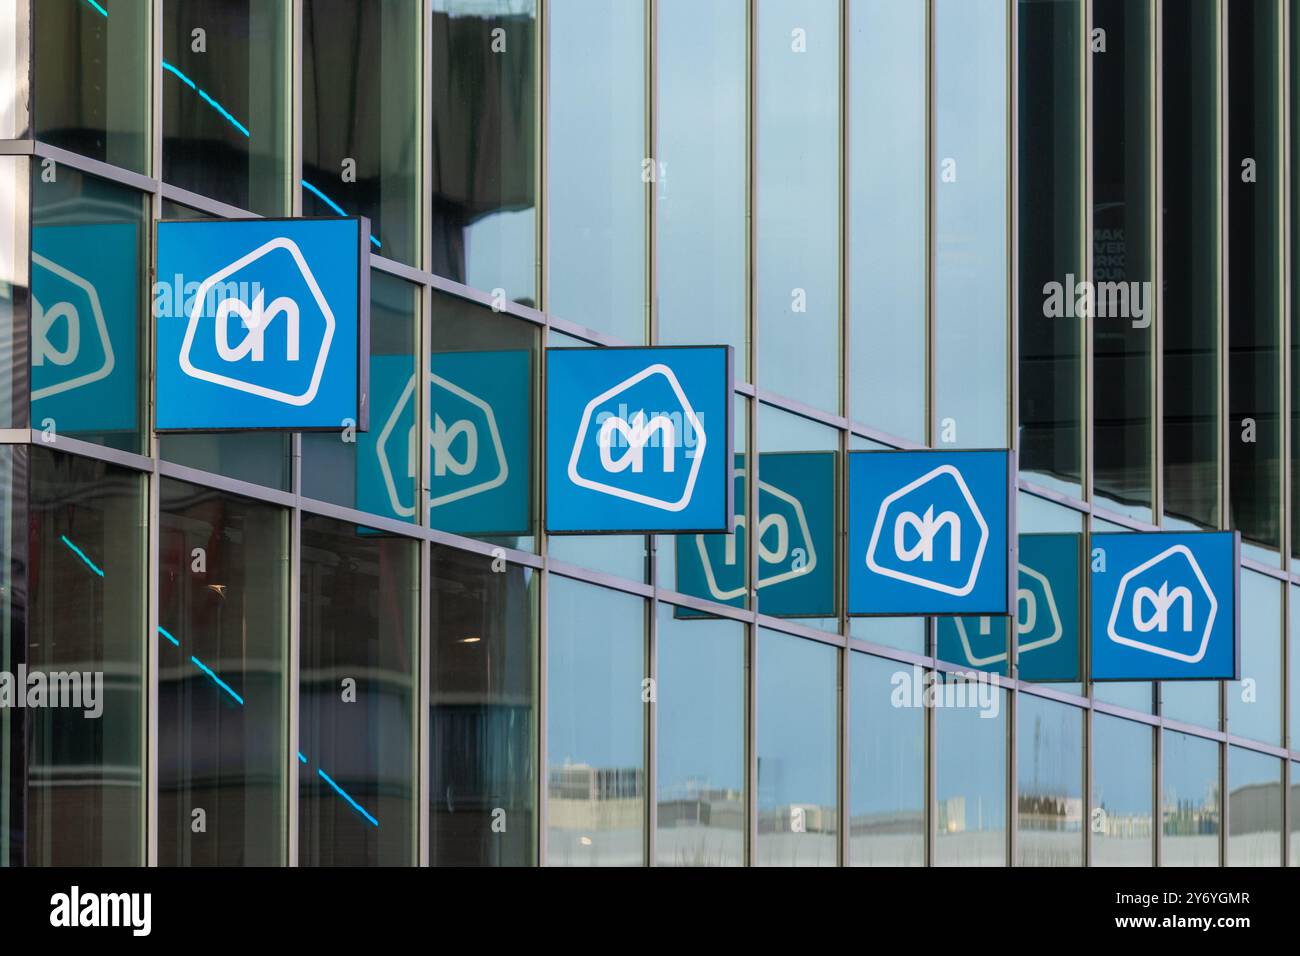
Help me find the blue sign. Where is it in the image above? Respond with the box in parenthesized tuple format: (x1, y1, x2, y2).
(1091, 531, 1239, 681)
(937, 533, 1080, 680)
(546, 346, 733, 534)
(848, 449, 1014, 615)
(155, 217, 369, 431)
(32, 223, 138, 432)
(358, 350, 531, 534)
(675, 452, 835, 617)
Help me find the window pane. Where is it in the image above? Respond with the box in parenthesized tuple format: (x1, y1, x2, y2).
(0, 447, 16, 866)
(1092, 0, 1154, 517)
(1016, 694, 1082, 866)
(849, 654, 924, 866)
(0, 3, 29, 139)
(163, 0, 290, 214)
(1228, 571, 1281, 746)
(848, 0, 925, 441)
(756, 0, 839, 412)
(32, 164, 145, 453)
(935, 676, 1006, 865)
(1226, 747, 1281, 866)
(0, 156, 27, 429)
(547, 0, 643, 341)
(655, 606, 744, 867)
(20, 448, 144, 865)
(1018, 0, 1083, 494)
(158, 479, 287, 866)
(1162, 0, 1220, 529)
(546, 577, 644, 865)
(430, 545, 535, 866)
(1290, 761, 1299, 866)
(34, 0, 149, 173)
(1091, 714, 1153, 866)
(934, 0, 1008, 448)
(428, 291, 537, 550)
(303, 0, 420, 265)
(302, 272, 419, 518)
(299, 516, 417, 866)
(657, 0, 746, 370)
(756, 629, 837, 866)
(431, 0, 536, 302)
(1161, 730, 1219, 866)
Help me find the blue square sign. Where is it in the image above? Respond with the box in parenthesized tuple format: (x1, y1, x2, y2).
(1090, 531, 1239, 681)
(546, 346, 733, 534)
(155, 217, 369, 431)
(848, 449, 1014, 616)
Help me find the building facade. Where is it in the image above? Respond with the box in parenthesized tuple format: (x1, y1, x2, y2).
(0, 0, 1297, 867)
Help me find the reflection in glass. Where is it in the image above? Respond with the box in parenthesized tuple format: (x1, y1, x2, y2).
(1018, 0, 1083, 493)
(547, 0, 643, 339)
(935, 676, 1006, 865)
(1091, 714, 1153, 866)
(1227, 0, 1283, 556)
(934, 0, 1008, 447)
(0, 157, 27, 429)
(303, 0, 420, 265)
(546, 578, 644, 865)
(756, 629, 837, 866)
(848, 0, 925, 441)
(430, 545, 535, 865)
(431, 0, 535, 298)
(657, 0, 746, 367)
(163, 0, 290, 214)
(1015, 694, 1082, 866)
(1290, 762, 1299, 866)
(16, 448, 144, 865)
(159, 480, 287, 866)
(656, 607, 743, 866)
(756, 0, 839, 411)
(31, 165, 144, 453)
(0, 3, 29, 140)
(1161, 730, 1219, 866)
(299, 516, 417, 866)
(34, 0, 149, 172)
(1226, 747, 1281, 866)
(1162, 0, 1220, 529)
(849, 654, 923, 866)
(1228, 571, 1281, 746)
(303, 273, 419, 518)
(1092, 0, 1154, 515)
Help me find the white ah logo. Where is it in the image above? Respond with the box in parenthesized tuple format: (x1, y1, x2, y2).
(598, 411, 677, 474)
(214, 290, 300, 363)
(1132, 582, 1194, 633)
(894, 505, 962, 563)
(1106, 545, 1217, 663)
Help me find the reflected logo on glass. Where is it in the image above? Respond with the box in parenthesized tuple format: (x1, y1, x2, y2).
(31, 252, 116, 400)
(567, 364, 706, 512)
(1106, 545, 1217, 663)
(179, 238, 334, 406)
(953, 562, 1063, 667)
(866, 465, 988, 596)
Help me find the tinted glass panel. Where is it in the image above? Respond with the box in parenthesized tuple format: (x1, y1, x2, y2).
(1016, 694, 1082, 866)
(934, 675, 1006, 865)
(159, 479, 287, 866)
(1161, 730, 1219, 866)
(1091, 714, 1153, 866)
(299, 516, 417, 866)
(1226, 747, 1281, 866)
(0, 157, 27, 430)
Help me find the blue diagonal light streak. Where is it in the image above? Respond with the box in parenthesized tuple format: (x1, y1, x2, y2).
(190, 655, 246, 706)
(302, 179, 382, 248)
(317, 769, 380, 828)
(81, 0, 109, 18)
(161, 59, 196, 90)
(158, 625, 181, 647)
(60, 535, 105, 577)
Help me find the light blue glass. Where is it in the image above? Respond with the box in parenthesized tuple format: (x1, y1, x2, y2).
(546, 578, 645, 865)
(1161, 730, 1220, 866)
(934, 677, 1007, 865)
(1228, 571, 1281, 746)
(657, 0, 746, 369)
(756, 629, 838, 866)
(1091, 714, 1153, 866)
(934, 0, 1008, 448)
(547, 0, 644, 342)
(656, 607, 744, 866)
(756, 0, 840, 412)
(1015, 694, 1083, 866)
(849, 654, 924, 866)
(1226, 747, 1281, 866)
(848, 0, 925, 441)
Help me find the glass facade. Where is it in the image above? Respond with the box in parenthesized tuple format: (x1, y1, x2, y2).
(0, 0, 1297, 869)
